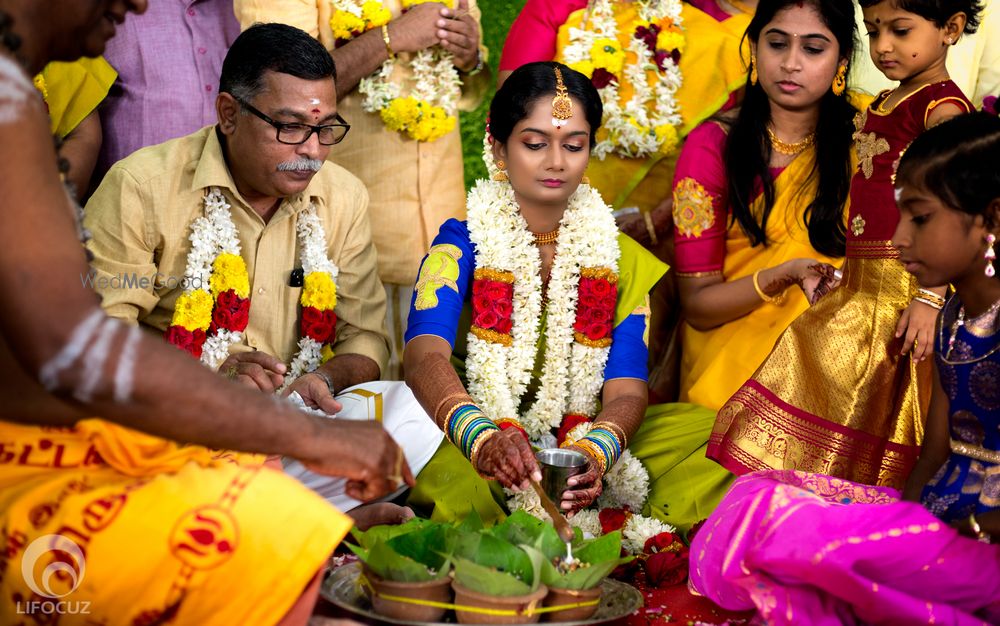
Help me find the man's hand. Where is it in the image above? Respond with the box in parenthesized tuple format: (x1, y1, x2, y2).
(218, 352, 286, 392)
(297, 418, 415, 502)
(282, 371, 343, 415)
(387, 2, 446, 54)
(438, 0, 480, 71)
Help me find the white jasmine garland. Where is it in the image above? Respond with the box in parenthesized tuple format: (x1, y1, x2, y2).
(561, 0, 684, 159)
(176, 190, 339, 381)
(622, 514, 674, 555)
(465, 179, 619, 439)
(598, 450, 650, 512)
(569, 510, 602, 538)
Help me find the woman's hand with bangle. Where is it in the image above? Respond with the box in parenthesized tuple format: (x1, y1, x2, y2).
(561, 445, 604, 513)
(776, 258, 841, 305)
(474, 428, 540, 490)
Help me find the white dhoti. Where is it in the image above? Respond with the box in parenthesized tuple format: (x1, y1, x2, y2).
(283, 380, 443, 512)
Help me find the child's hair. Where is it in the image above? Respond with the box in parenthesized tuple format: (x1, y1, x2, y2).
(857, 0, 984, 34)
(723, 0, 857, 258)
(896, 112, 1000, 223)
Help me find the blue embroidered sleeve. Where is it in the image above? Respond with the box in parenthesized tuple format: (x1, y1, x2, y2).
(404, 219, 475, 348)
(603, 314, 649, 382)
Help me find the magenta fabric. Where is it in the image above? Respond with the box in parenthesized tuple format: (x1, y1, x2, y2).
(96, 0, 240, 178)
(690, 470, 1000, 625)
(498, 0, 585, 71)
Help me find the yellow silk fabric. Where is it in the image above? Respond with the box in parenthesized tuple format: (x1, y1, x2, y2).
(713, 257, 932, 489)
(555, 5, 750, 211)
(0, 419, 350, 625)
(39, 58, 117, 138)
(680, 147, 842, 411)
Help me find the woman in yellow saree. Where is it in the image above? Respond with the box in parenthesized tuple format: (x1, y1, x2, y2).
(674, 0, 862, 414)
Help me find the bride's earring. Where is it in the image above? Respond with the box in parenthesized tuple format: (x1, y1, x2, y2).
(492, 160, 508, 182)
(986, 233, 996, 277)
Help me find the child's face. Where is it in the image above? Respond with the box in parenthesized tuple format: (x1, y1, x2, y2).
(862, 1, 954, 83)
(893, 183, 987, 287)
(752, 3, 844, 111)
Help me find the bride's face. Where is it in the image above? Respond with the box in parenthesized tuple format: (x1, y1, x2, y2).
(494, 95, 591, 209)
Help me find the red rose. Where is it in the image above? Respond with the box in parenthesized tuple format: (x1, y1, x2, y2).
(472, 293, 492, 314)
(643, 547, 689, 588)
(591, 68, 617, 89)
(601, 293, 617, 313)
(492, 298, 512, 318)
(599, 507, 629, 534)
(687, 519, 707, 544)
(301, 306, 336, 343)
(588, 278, 612, 297)
(486, 282, 510, 300)
(474, 309, 499, 330)
(212, 290, 250, 332)
(165, 326, 206, 359)
(495, 315, 513, 335)
(633, 23, 659, 52)
(557, 414, 591, 446)
(585, 321, 611, 342)
(581, 294, 601, 310)
(643, 531, 685, 554)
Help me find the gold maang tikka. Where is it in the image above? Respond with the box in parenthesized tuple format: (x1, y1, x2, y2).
(551, 67, 573, 128)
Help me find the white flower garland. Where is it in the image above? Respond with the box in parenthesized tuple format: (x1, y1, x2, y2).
(465, 179, 619, 439)
(176, 189, 339, 379)
(561, 0, 684, 159)
(359, 48, 461, 118)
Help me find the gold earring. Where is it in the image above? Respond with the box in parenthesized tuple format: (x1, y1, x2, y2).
(832, 64, 847, 96)
(986, 233, 996, 278)
(492, 160, 508, 182)
(581, 175, 591, 185)
(749, 53, 758, 85)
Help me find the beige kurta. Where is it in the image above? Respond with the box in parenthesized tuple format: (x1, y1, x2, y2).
(84, 125, 391, 372)
(234, 0, 488, 287)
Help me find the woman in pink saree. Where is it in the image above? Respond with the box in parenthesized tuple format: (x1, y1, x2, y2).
(690, 112, 1000, 625)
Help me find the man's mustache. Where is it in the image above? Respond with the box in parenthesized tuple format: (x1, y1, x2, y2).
(277, 158, 323, 172)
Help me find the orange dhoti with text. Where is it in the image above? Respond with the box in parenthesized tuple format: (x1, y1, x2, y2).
(0, 419, 350, 625)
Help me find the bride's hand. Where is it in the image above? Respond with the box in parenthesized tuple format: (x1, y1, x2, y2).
(560, 446, 603, 514)
(474, 428, 541, 491)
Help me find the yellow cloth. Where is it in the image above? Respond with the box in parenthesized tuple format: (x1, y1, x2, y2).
(554, 4, 750, 211)
(39, 57, 117, 138)
(84, 126, 391, 371)
(679, 146, 842, 411)
(713, 256, 932, 489)
(233, 0, 489, 287)
(0, 419, 350, 624)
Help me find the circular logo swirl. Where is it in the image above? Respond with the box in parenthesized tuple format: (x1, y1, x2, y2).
(20, 534, 86, 598)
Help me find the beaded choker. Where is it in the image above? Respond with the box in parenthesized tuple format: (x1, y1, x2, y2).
(532, 228, 560, 246)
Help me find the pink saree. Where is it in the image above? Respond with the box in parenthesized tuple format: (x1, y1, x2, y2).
(690, 470, 1000, 625)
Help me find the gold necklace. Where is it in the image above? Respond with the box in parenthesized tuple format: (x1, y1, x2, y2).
(767, 127, 815, 155)
(532, 228, 560, 246)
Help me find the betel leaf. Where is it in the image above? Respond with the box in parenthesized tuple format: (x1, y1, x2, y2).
(455, 507, 484, 533)
(452, 530, 534, 584)
(452, 556, 537, 597)
(353, 539, 439, 582)
(387, 523, 454, 577)
(349, 517, 430, 550)
(489, 510, 566, 560)
(538, 531, 634, 591)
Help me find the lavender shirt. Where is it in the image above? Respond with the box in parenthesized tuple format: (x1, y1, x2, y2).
(97, 0, 240, 178)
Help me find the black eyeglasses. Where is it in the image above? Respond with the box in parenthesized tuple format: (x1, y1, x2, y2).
(233, 96, 350, 145)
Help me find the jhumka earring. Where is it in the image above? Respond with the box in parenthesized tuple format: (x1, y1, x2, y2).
(986, 233, 997, 278)
(832, 64, 847, 96)
(749, 53, 758, 86)
(492, 160, 508, 182)
(581, 175, 591, 185)
(551, 67, 573, 128)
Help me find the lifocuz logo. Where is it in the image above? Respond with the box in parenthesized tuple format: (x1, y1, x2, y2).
(18, 534, 91, 615)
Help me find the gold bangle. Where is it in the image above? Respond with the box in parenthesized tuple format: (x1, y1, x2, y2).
(752, 269, 786, 305)
(915, 288, 945, 308)
(442, 401, 471, 442)
(434, 392, 473, 424)
(593, 420, 629, 449)
(913, 297, 944, 311)
(469, 428, 498, 471)
(381, 24, 394, 58)
(969, 513, 992, 543)
(642, 211, 658, 246)
(573, 440, 607, 476)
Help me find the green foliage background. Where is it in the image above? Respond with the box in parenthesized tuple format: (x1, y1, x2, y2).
(460, 0, 527, 189)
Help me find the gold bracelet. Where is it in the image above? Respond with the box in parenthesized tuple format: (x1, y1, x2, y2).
(752, 269, 786, 305)
(593, 420, 629, 449)
(433, 392, 473, 424)
(469, 428, 498, 472)
(642, 211, 658, 246)
(913, 297, 944, 311)
(381, 24, 394, 58)
(915, 288, 946, 308)
(573, 440, 607, 476)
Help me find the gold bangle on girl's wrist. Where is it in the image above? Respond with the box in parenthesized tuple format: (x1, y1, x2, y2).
(752, 269, 786, 305)
(913, 288, 945, 310)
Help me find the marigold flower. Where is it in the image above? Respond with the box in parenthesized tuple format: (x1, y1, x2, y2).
(590, 38, 625, 75)
(172, 290, 214, 331)
(209, 253, 250, 299)
(302, 272, 338, 310)
(656, 29, 685, 54)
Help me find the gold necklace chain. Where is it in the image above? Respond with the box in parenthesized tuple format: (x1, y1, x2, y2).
(532, 228, 560, 246)
(767, 126, 815, 155)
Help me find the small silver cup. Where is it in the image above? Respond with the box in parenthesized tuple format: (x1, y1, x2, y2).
(536, 448, 588, 504)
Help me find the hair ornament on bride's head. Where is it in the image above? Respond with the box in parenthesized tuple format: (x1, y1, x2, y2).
(551, 67, 573, 128)
(984, 95, 998, 117)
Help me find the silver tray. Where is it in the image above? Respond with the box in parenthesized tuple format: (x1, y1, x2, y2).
(321, 562, 643, 625)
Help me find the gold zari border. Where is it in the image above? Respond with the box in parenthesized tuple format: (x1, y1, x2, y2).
(473, 268, 515, 283)
(846, 239, 899, 259)
(471, 325, 513, 346)
(574, 332, 612, 348)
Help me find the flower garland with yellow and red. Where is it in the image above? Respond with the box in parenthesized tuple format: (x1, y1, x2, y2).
(560, 0, 685, 159)
(329, 0, 460, 143)
(165, 188, 339, 381)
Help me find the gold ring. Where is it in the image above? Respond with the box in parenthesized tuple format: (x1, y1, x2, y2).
(225, 365, 238, 380)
